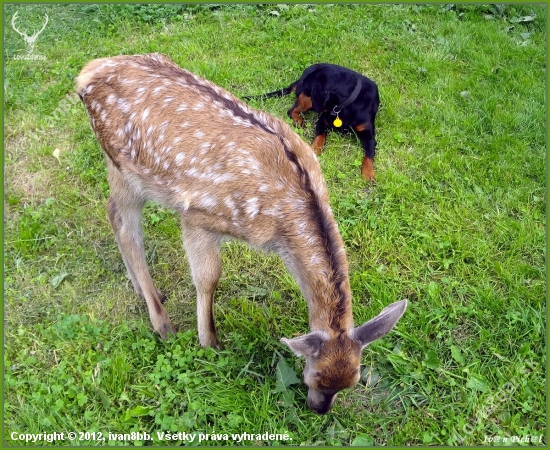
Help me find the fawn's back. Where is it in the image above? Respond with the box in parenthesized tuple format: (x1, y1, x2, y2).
(76, 53, 329, 245)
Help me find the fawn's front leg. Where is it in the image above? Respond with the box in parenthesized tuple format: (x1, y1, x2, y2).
(182, 224, 222, 349)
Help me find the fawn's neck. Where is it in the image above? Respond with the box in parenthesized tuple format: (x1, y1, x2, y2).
(279, 229, 354, 335)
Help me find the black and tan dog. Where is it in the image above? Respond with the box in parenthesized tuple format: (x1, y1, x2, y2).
(245, 63, 380, 181)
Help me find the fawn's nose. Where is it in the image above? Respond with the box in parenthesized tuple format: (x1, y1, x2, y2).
(307, 390, 337, 415)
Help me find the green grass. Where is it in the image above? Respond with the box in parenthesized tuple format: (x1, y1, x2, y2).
(3, 3, 546, 446)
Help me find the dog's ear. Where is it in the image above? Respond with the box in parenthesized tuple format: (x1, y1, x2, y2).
(310, 84, 331, 111)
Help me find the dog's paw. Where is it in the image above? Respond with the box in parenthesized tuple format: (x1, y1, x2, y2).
(361, 157, 375, 182)
(362, 171, 375, 182)
(311, 135, 325, 156)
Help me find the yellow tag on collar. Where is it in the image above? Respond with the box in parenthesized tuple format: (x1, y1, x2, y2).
(333, 116, 343, 127)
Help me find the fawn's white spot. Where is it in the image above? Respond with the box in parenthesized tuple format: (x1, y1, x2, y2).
(142, 108, 150, 120)
(194, 130, 205, 139)
(117, 98, 130, 113)
(224, 197, 235, 210)
(178, 192, 191, 210)
(212, 173, 235, 185)
(264, 207, 281, 217)
(247, 159, 261, 173)
(185, 167, 199, 178)
(219, 108, 233, 118)
(123, 78, 137, 86)
(198, 195, 217, 210)
(233, 117, 252, 127)
(310, 255, 322, 266)
(245, 197, 260, 219)
(175, 153, 185, 165)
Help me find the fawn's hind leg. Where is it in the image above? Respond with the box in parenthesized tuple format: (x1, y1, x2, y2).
(181, 224, 222, 349)
(106, 160, 175, 339)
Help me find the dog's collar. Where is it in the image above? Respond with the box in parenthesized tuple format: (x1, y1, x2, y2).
(330, 78, 362, 115)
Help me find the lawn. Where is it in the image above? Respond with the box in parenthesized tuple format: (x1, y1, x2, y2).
(3, 3, 546, 446)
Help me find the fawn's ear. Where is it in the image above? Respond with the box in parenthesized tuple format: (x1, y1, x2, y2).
(353, 300, 408, 349)
(281, 331, 327, 357)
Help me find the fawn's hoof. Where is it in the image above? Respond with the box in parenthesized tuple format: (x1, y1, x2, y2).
(157, 321, 176, 340)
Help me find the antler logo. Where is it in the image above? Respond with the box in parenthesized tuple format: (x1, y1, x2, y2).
(11, 11, 49, 55)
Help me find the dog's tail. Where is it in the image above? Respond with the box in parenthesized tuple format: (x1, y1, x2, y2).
(243, 81, 297, 101)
